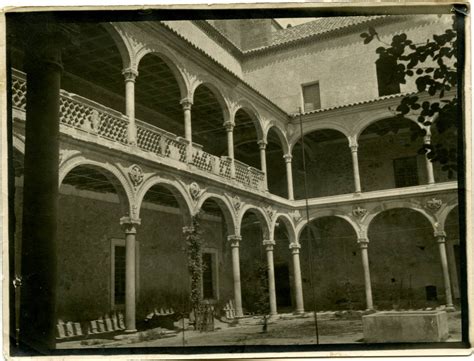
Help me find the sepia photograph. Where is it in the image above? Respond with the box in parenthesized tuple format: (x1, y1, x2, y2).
(4, 3, 471, 357)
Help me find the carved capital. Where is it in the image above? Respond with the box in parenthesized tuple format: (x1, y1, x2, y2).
(128, 164, 144, 188)
(258, 140, 267, 150)
(357, 238, 369, 248)
(228, 235, 242, 248)
(434, 230, 447, 240)
(423, 134, 432, 144)
(283, 154, 293, 163)
(263, 239, 276, 250)
(289, 242, 301, 253)
(350, 144, 358, 153)
(223, 121, 235, 132)
(120, 216, 141, 234)
(122, 68, 139, 82)
(180, 98, 193, 110)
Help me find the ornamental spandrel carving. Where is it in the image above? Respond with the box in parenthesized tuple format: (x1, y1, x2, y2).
(425, 198, 443, 211)
(352, 206, 367, 218)
(231, 195, 241, 212)
(189, 182, 203, 200)
(265, 205, 276, 221)
(128, 164, 144, 188)
(290, 210, 303, 223)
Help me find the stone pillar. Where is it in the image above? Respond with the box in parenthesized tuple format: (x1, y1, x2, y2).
(283, 154, 294, 200)
(123, 68, 139, 145)
(181, 98, 193, 163)
(228, 235, 243, 317)
(258, 140, 268, 190)
(350, 143, 362, 193)
(435, 231, 455, 310)
(19, 23, 71, 350)
(358, 238, 374, 310)
(289, 243, 305, 314)
(446, 239, 460, 299)
(424, 134, 435, 184)
(120, 217, 141, 332)
(263, 240, 277, 315)
(224, 121, 236, 179)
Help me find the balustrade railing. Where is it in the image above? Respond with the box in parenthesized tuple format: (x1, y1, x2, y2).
(11, 70, 265, 192)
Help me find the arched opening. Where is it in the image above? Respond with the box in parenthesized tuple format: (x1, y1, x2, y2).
(292, 129, 352, 199)
(234, 108, 261, 170)
(368, 208, 441, 309)
(191, 84, 227, 155)
(266, 127, 287, 198)
(137, 183, 191, 319)
(57, 165, 127, 322)
(359, 117, 426, 192)
(431, 122, 458, 183)
(299, 217, 364, 311)
(445, 206, 461, 302)
(198, 198, 234, 304)
(239, 209, 268, 315)
(273, 217, 294, 311)
(136, 53, 183, 135)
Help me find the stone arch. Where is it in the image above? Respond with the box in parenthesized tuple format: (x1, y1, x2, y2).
(364, 201, 437, 235)
(233, 99, 264, 141)
(135, 48, 189, 100)
(354, 114, 422, 143)
(196, 192, 237, 235)
(437, 198, 459, 232)
(265, 124, 290, 156)
(238, 204, 271, 240)
(289, 123, 351, 153)
(135, 175, 193, 224)
(58, 156, 132, 216)
(190, 80, 230, 121)
(272, 214, 297, 244)
(296, 209, 360, 241)
(102, 23, 134, 71)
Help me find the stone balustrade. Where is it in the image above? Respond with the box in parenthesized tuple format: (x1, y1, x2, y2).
(11, 69, 266, 193)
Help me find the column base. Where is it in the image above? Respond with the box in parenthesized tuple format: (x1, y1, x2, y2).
(445, 305, 456, 312)
(293, 309, 305, 315)
(125, 328, 137, 333)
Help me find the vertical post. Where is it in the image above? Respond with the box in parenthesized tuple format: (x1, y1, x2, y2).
(181, 98, 193, 163)
(283, 154, 294, 200)
(350, 142, 362, 193)
(19, 23, 70, 350)
(435, 231, 455, 310)
(424, 134, 435, 185)
(120, 217, 141, 332)
(224, 121, 236, 179)
(122, 68, 138, 145)
(263, 240, 277, 316)
(228, 235, 243, 317)
(445, 239, 460, 299)
(290, 243, 305, 314)
(258, 140, 268, 191)
(358, 238, 374, 310)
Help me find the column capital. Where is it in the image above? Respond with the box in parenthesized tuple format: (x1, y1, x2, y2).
(289, 242, 301, 253)
(223, 121, 235, 132)
(180, 98, 193, 110)
(228, 235, 242, 247)
(263, 239, 276, 250)
(424, 134, 432, 144)
(258, 140, 267, 149)
(120, 216, 141, 234)
(357, 238, 369, 248)
(122, 68, 139, 82)
(283, 154, 293, 163)
(350, 144, 358, 152)
(435, 230, 447, 241)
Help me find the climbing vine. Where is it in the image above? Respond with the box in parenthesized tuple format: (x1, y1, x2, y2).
(183, 213, 204, 310)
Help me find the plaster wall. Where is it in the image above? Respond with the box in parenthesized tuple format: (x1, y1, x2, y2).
(242, 15, 453, 113)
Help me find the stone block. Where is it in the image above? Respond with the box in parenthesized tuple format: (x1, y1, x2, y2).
(362, 310, 449, 343)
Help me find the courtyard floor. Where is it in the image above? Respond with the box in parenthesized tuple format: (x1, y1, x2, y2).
(56, 310, 462, 349)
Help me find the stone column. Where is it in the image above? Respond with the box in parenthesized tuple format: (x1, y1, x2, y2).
(228, 235, 243, 317)
(258, 140, 268, 190)
(180, 98, 193, 163)
(123, 68, 139, 145)
(224, 121, 236, 179)
(289, 243, 305, 314)
(263, 240, 278, 315)
(424, 134, 435, 184)
(283, 154, 294, 200)
(358, 238, 374, 310)
(350, 143, 362, 193)
(435, 231, 455, 310)
(19, 23, 71, 350)
(446, 239, 460, 299)
(120, 217, 141, 332)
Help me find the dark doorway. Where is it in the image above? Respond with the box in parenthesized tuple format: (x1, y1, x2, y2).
(275, 264, 292, 308)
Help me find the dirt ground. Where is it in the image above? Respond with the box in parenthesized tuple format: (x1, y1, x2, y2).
(56, 310, 463, 349)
